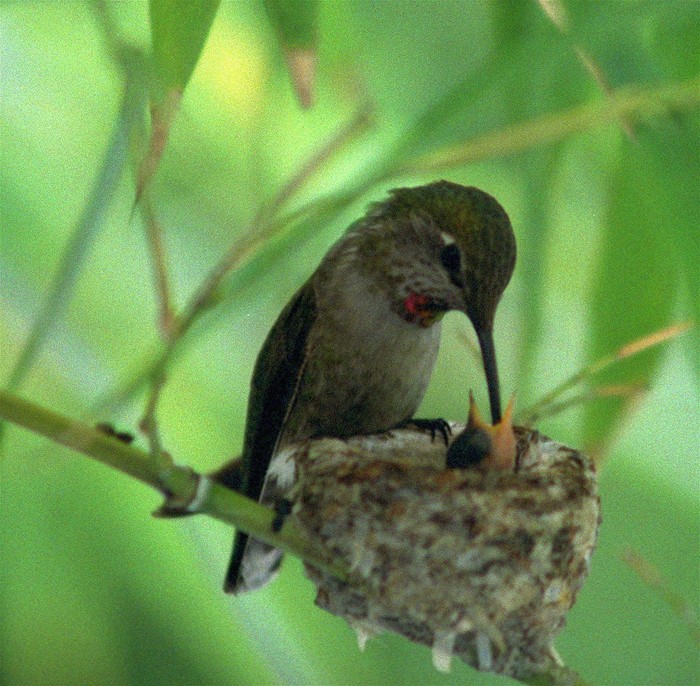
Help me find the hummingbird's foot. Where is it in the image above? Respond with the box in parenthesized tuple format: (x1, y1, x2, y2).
(272, 498, 294, 533)
(397, 418, 452, 445)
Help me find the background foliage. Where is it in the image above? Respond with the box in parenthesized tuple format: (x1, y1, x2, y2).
(1, 1, 698, 685)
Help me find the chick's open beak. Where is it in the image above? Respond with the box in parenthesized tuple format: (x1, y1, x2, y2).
(470, 393, 515, 470)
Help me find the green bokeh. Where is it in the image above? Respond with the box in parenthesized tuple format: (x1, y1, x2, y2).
(1, 2, 698, 685)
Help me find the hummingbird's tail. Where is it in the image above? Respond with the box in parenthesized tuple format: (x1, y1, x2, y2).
(225, 531, 283, 594)
(215, 457, 286, 593)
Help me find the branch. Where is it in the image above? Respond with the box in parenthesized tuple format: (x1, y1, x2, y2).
(397, 77, 700, 175)
(0, 389, 347, 583)
(174, 102, 374, 338)
(623, 549, 700, 646)
(140, 192, 177, 339)
(518, 321, 692, 425)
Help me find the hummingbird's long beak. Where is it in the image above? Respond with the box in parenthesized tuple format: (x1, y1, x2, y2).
(475, 327, 501, 424)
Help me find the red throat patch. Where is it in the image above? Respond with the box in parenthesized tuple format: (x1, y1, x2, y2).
(403, 293, 442, 327)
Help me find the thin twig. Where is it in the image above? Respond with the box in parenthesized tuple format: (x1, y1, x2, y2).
(140, 193, 177, 339)
(574, 47, 636, 140)
(537, 0, 635, 140)
(254, 101, 375, 229)
(521, 382, 647, 425)
(139, 373, 173, 476)
(175, 102, 375, 337)
(397, 77, 700, 175)
(138, 194, 176, 476)
(519, 321, 692, 425)
(586, 385, 648, 466)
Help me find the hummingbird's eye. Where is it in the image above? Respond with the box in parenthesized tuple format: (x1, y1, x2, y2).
(439, 244, 464, 287)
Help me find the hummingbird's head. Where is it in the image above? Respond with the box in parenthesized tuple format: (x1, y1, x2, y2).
(379, 181, 516, 328)
(361, 181, 517, 422)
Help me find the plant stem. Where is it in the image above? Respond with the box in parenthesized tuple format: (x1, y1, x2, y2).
(141, 192, 177, 339)
(519, 321, 691, 425)
(0, 389, 347, 582)
(5, 67, 146, 393)
(398, 77, 700, 175)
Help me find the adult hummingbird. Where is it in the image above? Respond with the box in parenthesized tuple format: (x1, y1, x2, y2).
(212, 180, 516, 594)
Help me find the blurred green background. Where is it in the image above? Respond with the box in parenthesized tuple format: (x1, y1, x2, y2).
(1, 1, 698, 685)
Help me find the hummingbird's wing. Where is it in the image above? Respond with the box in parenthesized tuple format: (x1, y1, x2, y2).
(224, 280, 317, 593)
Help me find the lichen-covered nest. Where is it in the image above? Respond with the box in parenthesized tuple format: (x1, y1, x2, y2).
(288, 425, 600, 680)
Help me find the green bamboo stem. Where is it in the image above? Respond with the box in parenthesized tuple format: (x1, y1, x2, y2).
(0, 389, 347, 583)
(398, 76, 700, 175)
(5, 67, 146, 395)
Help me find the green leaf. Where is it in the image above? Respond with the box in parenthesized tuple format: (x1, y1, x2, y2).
(262, 0, 318, 107)
(262, 0, 317, 49)
(4, 66, 147, 395)
(141, 1, 220, 197)
(660, 115, 700, 377)
(149, 0, 221, 94)
(584, 125, 688, 447)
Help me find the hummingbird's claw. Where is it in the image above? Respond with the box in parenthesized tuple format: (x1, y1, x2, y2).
(271, 498, 294, 533)
(398, 418, 452, 445)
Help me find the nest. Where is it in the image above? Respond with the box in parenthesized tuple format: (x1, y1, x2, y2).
(288, 425, 600, 680)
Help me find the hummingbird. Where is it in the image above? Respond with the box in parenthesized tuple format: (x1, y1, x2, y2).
(212, 180, 516, 594)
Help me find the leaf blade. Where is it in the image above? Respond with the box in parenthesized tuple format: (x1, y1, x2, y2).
(263, 0, 319, 107)
(149, 0, 221, 94)
(584, 126, 686, 448)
